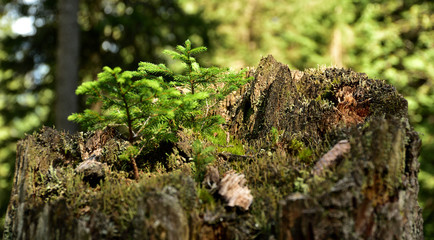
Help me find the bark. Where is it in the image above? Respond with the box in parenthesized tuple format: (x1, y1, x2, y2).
(3, 56, 423, 239)
(55, 0, 79, 133)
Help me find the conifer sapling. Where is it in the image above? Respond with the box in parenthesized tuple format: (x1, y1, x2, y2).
(69, 40, 249, 180)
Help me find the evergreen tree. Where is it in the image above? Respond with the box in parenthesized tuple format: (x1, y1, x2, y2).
(69, 40, 248, 180)
(0, 0, 213, 232)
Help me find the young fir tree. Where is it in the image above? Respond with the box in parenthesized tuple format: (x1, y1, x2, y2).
(140, 39, 247, 131)
(69, 40, 248, 180)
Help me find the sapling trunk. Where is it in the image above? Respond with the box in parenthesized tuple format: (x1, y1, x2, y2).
(130, 156, 139, 180)
(122, 92, 139, 180)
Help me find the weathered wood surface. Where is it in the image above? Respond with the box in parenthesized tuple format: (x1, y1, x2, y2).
(4, 56, 423, 239)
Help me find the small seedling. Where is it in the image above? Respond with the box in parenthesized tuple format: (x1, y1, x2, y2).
(69, 40, 249, 180)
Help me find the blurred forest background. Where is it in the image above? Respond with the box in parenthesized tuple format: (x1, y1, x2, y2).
(0, 0, 432, 237)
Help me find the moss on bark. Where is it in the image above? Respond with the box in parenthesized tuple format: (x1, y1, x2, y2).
(3, 55, 422, 239)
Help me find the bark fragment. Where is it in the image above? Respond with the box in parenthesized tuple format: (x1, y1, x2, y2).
(218, 171, 253, 210)
(312, 140, 350, 176)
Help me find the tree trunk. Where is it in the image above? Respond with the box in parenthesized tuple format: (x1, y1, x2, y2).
(3, 56, 423, 239)
(55, 0, 79, 133)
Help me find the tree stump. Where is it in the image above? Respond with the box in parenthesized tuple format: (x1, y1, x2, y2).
(3, 55, 423, 239)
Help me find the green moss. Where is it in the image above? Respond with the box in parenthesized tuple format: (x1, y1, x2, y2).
(293, 177, 309, 193)
(12, 63, 414, 238)
(298, 148, 313, 164)
(202, 127, 246, 155)
(197, 187, 216, 209)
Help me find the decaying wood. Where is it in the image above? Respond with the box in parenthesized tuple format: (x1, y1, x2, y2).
(3, 55, 423, 240)
(218, 152, 253, 162)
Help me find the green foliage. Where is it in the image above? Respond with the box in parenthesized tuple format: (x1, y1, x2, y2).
(119, 145, 140, 162)
(140, 39, 249, 133)
(68, 66, 181, 146)
(69, 39, 246, 140)
(69, 40, 247, 179)
(191, 140, 215, 183)
(162, 39, 236, 97)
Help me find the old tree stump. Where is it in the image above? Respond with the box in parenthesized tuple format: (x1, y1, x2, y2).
(4, 56, 423, 239)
